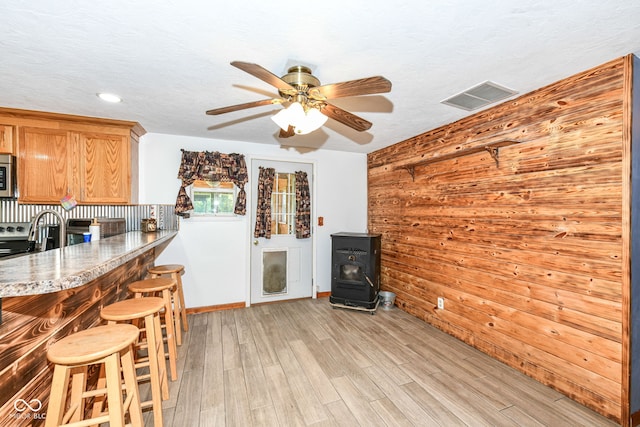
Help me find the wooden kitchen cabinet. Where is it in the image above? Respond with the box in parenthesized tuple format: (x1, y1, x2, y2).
(0, 107, 145, 204)
(0, 124, 15, 154)
(75, 132, 131, 204)
(18, 127, 71, 203)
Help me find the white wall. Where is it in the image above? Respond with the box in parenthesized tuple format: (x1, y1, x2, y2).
(138, 133, 368, 309)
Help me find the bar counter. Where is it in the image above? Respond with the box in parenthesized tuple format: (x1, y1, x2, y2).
(0, 230, 177, 424)
(0, 230, 177, 297)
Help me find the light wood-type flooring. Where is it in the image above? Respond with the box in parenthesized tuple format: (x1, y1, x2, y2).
(142, 297, 619, 426)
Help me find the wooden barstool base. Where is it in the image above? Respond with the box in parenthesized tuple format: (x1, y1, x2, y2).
(100, 297, 169, 427)
(45, 324, 143, 427)
(128, 278, 179, 381)
(148, 264, 189, 333)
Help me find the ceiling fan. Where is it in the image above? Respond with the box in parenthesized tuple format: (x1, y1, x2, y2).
(205, 61, 392, 138)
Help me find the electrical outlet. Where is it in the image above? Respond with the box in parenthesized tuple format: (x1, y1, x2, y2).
(437, 297, 445, 310)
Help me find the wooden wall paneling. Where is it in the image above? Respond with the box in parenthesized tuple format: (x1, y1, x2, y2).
(0, 249, 154, 425)
(367, 56, 628, 423)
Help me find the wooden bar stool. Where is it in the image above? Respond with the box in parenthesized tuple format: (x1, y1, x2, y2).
(45, 324, 143, 427)
(128, 278, 179, 381)
(148, 264, 189, 334)
(99, 297, 169, 427)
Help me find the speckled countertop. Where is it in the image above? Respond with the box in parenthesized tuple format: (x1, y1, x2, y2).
(0, 230, 177, 297)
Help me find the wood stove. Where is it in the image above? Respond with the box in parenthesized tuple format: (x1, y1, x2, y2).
(330, 232, 381, 309)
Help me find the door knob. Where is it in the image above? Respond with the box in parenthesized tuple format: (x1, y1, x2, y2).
(253, 240, 259, 245)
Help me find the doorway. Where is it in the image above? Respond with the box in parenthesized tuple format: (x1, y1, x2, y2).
(250, 159, 314, 304)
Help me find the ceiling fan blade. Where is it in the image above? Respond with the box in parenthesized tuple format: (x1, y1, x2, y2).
(308, 76, 391, 100)
(321, 103, 372, 132)
(231, 61, 297, 96)
(279, 125, 295, 138)
(206, 98, 282, 115)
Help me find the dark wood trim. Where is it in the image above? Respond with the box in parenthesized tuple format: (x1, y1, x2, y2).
(621, 52, 634, 427)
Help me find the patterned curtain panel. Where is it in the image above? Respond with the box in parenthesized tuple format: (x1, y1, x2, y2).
(175, 150, 248, 217)
(254, 167, 275, 238)
(295, 171, 311, 239)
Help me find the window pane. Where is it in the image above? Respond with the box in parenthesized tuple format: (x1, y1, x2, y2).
(193, 192, 212, 214)
(191, 180, 236, 216)
(271, 172, 296, 235)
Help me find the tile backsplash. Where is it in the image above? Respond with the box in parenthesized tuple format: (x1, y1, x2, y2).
(0, 199, 178, 231)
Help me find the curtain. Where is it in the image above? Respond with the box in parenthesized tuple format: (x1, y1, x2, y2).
(295, 170, 311, 239)
(175, 150, 248, 217)
(253, 167, 275, 238)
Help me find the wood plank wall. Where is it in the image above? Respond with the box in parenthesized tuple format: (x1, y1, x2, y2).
(0, 249, 155, 426)
(367, 56, 628, 424)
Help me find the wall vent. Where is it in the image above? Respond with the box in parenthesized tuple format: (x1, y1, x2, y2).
(441, 81, 518, 111)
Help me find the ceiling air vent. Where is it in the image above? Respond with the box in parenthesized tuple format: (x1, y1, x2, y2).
(441, 81, 518, 111)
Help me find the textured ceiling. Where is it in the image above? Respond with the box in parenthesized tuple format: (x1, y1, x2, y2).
(1, 1, 639, 153)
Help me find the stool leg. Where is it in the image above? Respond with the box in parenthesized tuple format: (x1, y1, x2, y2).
(174, 272, 189, 332)
(145, 312, 165, 427)
(171, 283, 183, 346)
(45, 365, 71, 427)
(68, 366, 88, 423)
(104, 352, 126, 425)
(152, 312, 170, 400)
(121, 344, 144, 427)
(162, 288, 178, 381)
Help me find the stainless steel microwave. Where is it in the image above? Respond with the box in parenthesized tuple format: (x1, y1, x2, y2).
(0, 154, 15, 198)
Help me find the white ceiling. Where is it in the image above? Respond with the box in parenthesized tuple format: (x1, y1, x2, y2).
(1, 1, 639, 154)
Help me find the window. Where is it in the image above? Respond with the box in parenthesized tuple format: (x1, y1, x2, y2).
(190, 180, 237, 216)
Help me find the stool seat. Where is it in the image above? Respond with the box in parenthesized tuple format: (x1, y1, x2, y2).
(101, 297, 165, 322)
(47, 324, 139, 365)
(147, 264, 184, 275)
(129, 277, 176, 293)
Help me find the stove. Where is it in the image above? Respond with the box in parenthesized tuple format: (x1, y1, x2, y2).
(0, 221, 34, 259)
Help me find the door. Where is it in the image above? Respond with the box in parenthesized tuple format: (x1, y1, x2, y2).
(251, 159, 313, 304)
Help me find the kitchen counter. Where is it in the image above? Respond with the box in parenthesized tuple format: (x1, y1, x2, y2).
(0, 230, 177, 297)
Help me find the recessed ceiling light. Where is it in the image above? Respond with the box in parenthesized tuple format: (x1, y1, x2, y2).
(97, 93, 122, 103)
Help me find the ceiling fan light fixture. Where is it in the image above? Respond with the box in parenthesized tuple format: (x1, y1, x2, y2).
(272, 102, 304, 131)
(295, 107, 328, 135)
(271, 102, 327, 135)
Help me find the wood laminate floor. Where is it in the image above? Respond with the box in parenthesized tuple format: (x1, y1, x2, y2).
(141, 298, 619, 426)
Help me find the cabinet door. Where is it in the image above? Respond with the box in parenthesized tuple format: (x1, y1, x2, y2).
(18, 127, 70, 203)
(78, 132, 130, 204)
(0, 124, 15, 154)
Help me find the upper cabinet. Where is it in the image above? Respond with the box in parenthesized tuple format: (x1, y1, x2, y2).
(0, 124, 15, 154)
(76, 132, 131, 204)
(0, 107, 145, 205)
(18, 127, 70, 203)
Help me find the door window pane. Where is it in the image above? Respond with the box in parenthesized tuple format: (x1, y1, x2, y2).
(271, 173, 296, 235)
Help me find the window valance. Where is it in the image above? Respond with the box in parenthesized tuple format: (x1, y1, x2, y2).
(174, 150, 248, 217)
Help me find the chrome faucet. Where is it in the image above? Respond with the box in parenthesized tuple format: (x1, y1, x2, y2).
(27, 209, 66, 251)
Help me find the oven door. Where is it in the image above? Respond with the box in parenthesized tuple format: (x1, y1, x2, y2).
(0, 240, 33, 259)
